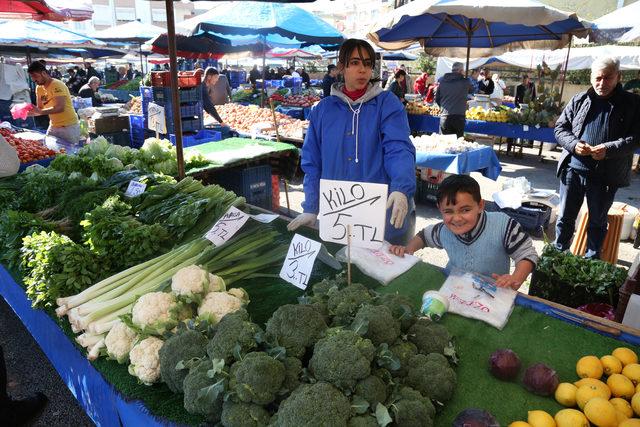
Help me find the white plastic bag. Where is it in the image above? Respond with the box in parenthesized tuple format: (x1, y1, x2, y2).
(438, 270, 517, 330)
(335, 242, 419, 285)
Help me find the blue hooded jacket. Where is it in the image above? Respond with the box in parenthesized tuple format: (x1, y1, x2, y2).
(301, 82, 416, 241)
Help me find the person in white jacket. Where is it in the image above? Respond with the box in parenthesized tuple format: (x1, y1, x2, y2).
(0, 133, 19, 177)
(491, 73, 506, 105)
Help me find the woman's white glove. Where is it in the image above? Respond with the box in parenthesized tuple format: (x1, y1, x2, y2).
(387, 191, 408, 229)
(287, 213, 318, 231)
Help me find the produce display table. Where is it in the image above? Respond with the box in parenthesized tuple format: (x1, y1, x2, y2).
(416, 146, 502, 180)
(17, 133, 81, 172)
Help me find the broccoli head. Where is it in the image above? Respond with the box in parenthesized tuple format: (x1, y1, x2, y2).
(404, 353, 456, 403)
(221, 400, 270, 427)
(309, 329, 375, 391)
(351, 304, 400, 346)
(281, 356, 302, 395)
(348, 415, 379, 427)
(265, 304, 327, 358)
(327, 283, 374, 326)
(374, 293, 417, 331)
(311, 274, 346, 298)
(354, 375, 388, 409)
(182, 358, 226, 422)
(274, 382, 350, 427)
(207, 309, 263, 363)
(407, 318, 453, 355)
(159, 329, 207, 393)
(230, 352, 285, 405)
(389, 386, 436, 427)
(389, 340, 418, 377)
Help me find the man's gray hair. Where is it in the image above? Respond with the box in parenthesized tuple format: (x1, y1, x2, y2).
(88, 76, 100, 85)
(451, 62, 464, 73)
(591, 57, 620, 73)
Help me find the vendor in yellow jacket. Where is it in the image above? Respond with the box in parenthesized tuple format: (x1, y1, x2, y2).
(27, 60, 81, 144)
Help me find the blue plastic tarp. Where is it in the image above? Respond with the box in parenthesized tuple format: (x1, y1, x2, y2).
(415, 145, 502, 180)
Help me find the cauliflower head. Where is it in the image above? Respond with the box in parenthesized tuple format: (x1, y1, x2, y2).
(198, 290, 248, 325)
(131, 291, 179, 335)
(171, 265, 225, 302)
(104, 320, 138, 364)
(128, 336, 164, 385)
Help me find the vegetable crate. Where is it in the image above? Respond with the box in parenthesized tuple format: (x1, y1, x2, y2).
(228, 70, 247, 89)
(485, 201, 552, 237)
(139, 86, 202, 106)
(169, 129, 221, 148)
(212, 164, 273, 210)
(529, 269, 619, 309)
(128, 114, 152, 149)
(166, 117, 204, 135)
(414, 168, 452, 204)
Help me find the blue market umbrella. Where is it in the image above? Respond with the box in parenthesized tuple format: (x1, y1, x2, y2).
(368, 0, 591, 73)
(0, 19, 108, 49)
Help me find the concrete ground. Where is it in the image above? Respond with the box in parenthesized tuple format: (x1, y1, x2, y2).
(278, 142, 640, 279)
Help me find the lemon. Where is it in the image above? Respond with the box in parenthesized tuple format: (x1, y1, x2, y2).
(619, 411, 631, 424)
(601, 355, 624, 375)
(554, 409, 589, 427)
(576, 384, 612, 410)
(637, 383, 640, 394)
(574, 377, 610, 392)
(528, 410, 556, 427)
(632, 393, 640, 416)
(583, 397, 619, 427)
(612, 397, 635, 418)
(619, 420, 640, 427)
(623, 364, 640, 385)
(577, 355, 604, 379)
(609, 373, 636, 399)
(509, 422, 533, 427)
(555, 383, 578, 407)
(613, 348, 639, 367)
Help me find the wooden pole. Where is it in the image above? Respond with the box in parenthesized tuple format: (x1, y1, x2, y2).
(465, 18, 472, 78)
(559, 35, 573, 102)
(269, 99, 280, 142)
(347, 225, 352, 286)
(164, 0, 185, 179)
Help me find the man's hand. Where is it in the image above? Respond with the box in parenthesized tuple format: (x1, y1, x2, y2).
(491, 273, 524, 290)
(286, 213, 317, 231)
(387, 191, 408, 229)
(574, 142, 591, 156)
(590, 144, 606, 160)
(27, 105, 41, 117)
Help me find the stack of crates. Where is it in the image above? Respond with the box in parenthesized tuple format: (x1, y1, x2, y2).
(228, 70, 247, 89)
(212, 164, 272, 210)
(128, 114, 153, 149)
(139, 85, 203, 135)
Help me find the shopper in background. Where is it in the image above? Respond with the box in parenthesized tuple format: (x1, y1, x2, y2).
(554, 56, 640, 259)
(388, 69, 407, 103)
(468, 69, 480, 95)
(65, 68, 82, 95)
(84, 62, 100, 80)
(117, 66, 129, 81)
(78, 76, 103, 107)
(300, 68, 310, 89)
(288, 38, 416, 245)
(201, 67, 227, 127)
(515, 74, 537, 106)
(322, 64, 338, 98)
(27, 60, 81, 143)
(249, 65, 261, 86)
(490, 72, 506, 105)
(435, 61, 473, 137)
(477, 68, 494, 95)
(210, 69, 232, 105)
(413, 72, 429, 96)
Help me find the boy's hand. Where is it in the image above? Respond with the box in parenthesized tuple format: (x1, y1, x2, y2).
(388, 245, 407, 258)
(491, 273, 524, 290)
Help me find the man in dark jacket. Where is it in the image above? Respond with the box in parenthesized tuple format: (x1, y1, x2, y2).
(477, 68, 494, 95)
(248, 65, 261, 86)
(201, 67, 226, 126)
(322, 64, 338, 98)
(435, 62, 473, 137)
(554, 57, 640, 259)
(515, 74, 536, 106)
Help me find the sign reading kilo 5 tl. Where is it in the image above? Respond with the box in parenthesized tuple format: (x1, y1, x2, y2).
(318, 179, 387, 249)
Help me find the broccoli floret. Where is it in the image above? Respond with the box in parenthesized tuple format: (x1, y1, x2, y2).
(354, 375, 388, 409)
(375, 293, 417, 331)
(327, 283, 374, 326)
(274, 382, 350, 427)
(311, 275, 345, 297)
(207, 309, 263, 362)
(309, 329, 375, 391)
(348, 415, 379, 427)
(230, 352, 285, 405)
(351, 305, 400, 346)
(159, 329, 207, 393)
(265, 304, 327, 358)
(221, 400, 270, 427)
(389, 340, 418, 377)
(407, 318, 452, 355)
(404, 353, 456, 403)
(182, 358, 226, 421)
(281, 356, 302, 395)
(389, 386, 435, 427)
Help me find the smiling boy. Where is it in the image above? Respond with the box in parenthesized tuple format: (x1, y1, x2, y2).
(389, 175, 538, 290)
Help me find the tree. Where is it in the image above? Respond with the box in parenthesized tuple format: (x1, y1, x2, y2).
(417, 53, 436, 75)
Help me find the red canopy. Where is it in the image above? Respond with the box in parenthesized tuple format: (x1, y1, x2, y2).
(0, 0, 92, 22)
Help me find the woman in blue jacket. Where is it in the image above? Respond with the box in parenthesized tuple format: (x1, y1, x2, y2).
(287, 39, 416, 244)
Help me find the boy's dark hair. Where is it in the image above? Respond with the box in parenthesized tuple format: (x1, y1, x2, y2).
(338, 39, 375, 69)
(394, 69, 406, 79)
(327, 64, 336, 72)
(204, 67, 219, 77)
(436, 174, 482, 206)
(27, 61, 47, 74)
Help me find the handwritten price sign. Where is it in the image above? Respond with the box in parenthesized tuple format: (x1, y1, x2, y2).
(279, 234, 321, 289)
(318, 179, 388, 249)
(204, 206, 250, 246)
(124, 180, 146, 198)
(147, 102, 167, 134)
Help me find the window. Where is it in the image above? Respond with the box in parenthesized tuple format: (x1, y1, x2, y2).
(115, 7, 136, 21)
(93, 5, 112, 26)
(152, 8, 167, 22)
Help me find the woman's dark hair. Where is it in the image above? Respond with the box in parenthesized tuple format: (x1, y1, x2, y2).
(27, 60, 47, 74)
(394, 69, 406, 79)
(436, 174, 482, 206)
(204, 67, 219, 77)
(338, 39, 376, 69)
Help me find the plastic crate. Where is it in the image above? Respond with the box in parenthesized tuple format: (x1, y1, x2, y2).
(140, 86, 202, 106)
(166, 117, 203, 135)
(128, 114, 152, 148)
(169, 129, 221, 147)
(97, 131, 130, 147)
(485, 201, 552, 236)
(414, 168, 452, 204)
(162, 102, 203, 120)
(207, 124, 233, 139)
(213, 164, 272, 210)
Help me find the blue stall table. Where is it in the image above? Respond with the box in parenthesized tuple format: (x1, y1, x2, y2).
(17, 133, 82, 172)
(416, 146, 502, 180)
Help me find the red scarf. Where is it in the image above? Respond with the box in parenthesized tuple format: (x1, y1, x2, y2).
(342, 86, 367, 101)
